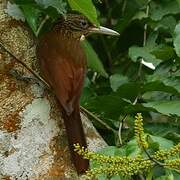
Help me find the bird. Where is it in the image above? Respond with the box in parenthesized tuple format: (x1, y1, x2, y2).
(36, 14, 119, 174)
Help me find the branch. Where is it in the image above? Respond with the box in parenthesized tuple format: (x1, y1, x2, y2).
(80, 106, 117, 134)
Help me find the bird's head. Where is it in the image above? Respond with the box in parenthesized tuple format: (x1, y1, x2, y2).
(54, 14, 119, 38)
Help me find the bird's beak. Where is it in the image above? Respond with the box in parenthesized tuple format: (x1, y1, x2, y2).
(89, 26, 120, 36)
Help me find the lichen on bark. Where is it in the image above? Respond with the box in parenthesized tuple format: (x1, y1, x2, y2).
(0, 0, 106, 179)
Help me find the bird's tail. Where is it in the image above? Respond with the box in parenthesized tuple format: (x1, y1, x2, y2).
(61, 105, 89, 174)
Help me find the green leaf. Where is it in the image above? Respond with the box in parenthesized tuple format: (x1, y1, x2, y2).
(125, 139, 141, 157)
(143, 100, 180, 117)
(145, 123, 180, 138)
(125, 135, 174, 158)
(156, 16, 177, 35)
(165, 132, 180, 144)
(80, 87, 95, 106)
(116, 82, 142, 102)
(146, 135, 174, 153)
(5, 1, 25, 21)
(84, 95, 129, 121)
(129, 46, 162, 67)
(155, 174, 174, 180)
(116, 0, 148, 33)
(35, 0, 67, 15)
(81, 40, 108, 78)
(151, 45, 175, 61)
(98, 146, 125, 156)
(110, 74, 129, 92)
(67, 0, 99, 26)
(20, 4, 42, 34)
(146, 31, 159, 48)
(143, 80, 180, 95)
(149, 135, 174, 150)
(150, 1, 180, 21)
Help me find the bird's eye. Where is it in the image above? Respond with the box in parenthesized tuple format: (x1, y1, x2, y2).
(80, 20, 88, 28)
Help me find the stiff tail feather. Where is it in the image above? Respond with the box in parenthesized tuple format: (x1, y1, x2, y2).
(61, 105, 89, 174)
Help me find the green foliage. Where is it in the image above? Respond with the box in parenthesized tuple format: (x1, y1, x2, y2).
(128, 46, 162, 67)
(67, 0, 99, 26)
(35, 0, 67, 14)
(81, 40, 108, 78)
(143, 100, 180, 116)
(6, 0, 180, 179)
(110, 74, 129, 92)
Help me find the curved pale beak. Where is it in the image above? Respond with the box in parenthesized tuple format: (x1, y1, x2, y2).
(89, 26, 120, 36)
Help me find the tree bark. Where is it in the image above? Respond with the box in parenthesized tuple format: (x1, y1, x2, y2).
(0, 1, 106, 179)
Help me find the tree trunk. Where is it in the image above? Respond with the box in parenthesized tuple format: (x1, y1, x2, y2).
(0, 1, 106, 179)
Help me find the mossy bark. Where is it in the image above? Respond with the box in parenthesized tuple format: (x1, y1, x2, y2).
(0, 1, 106, 179)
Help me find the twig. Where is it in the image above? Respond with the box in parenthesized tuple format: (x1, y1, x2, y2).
(118, 114, 127, 145)
(136, 0, 165, 168)
(138, 0, 151, 78)
(0, 41, 50, 89)
(138, 174, 145, 180)
(118, 1, 151, 145)
(80, 106, 117, 134)
(118, 95, 139, 145)
(35, 15, 49, 37)
(139, 134, 164, 167)
(122, 0, 127, 16)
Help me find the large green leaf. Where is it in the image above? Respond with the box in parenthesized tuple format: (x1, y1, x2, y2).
(150, 1, 180, 21)
(143, 80, 180, 95)
(81, 40, 108, 78)
(125, 135, 174, 158)
(145, 123, 179, 137)
(67, 0, 99, 26)
(151, 45, 175, 61)
(129, 46, 162, 67)
(155, 16, 177, 35)
(35, 0, 67, 14)
(149, 135, 174, 150)
(116, 0, 148, 33)
(110, 74, 129, 92)
(20, 4, 42, 34)
(84, 95, 130, 121)
(6, 1, 25, 21)
(143, 100, 180, 117)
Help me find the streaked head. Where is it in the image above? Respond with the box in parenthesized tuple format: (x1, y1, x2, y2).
(55, 14, 119, 38)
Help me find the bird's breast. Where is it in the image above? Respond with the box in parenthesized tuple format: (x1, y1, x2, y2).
(37, 30, 87, 114)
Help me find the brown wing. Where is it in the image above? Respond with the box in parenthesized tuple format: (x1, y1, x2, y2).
(37, 32, 86, 115)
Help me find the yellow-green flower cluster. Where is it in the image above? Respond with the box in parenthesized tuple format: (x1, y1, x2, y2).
(134, 113, 148, 149)
(87, 156, 152, 178)
(74, 144, 152, 177)
(73, 114, 180, 178)
(153, 143, 180, 161)
(165, 159, 180, 172)
(74, 143, 129, 164)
